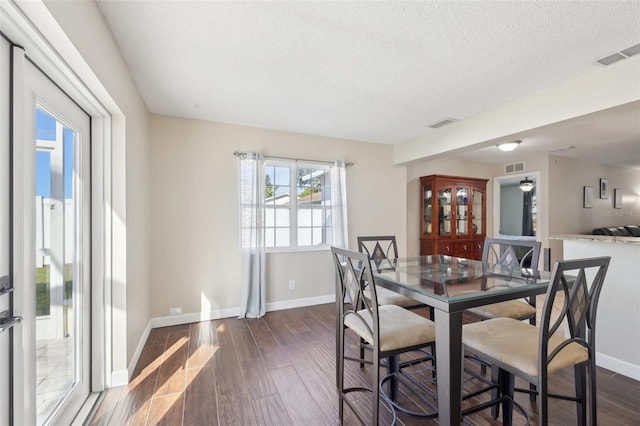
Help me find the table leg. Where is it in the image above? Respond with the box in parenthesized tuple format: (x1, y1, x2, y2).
(435, 309, 464, 425)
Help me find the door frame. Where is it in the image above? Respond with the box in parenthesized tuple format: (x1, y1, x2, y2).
(1, 2, 114, 423)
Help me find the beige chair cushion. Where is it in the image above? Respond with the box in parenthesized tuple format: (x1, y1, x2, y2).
(463, 317, 588, 380)
(345, 304, 436, 353)
(371, 285, 421, 307)
(467, 299, 536, 320)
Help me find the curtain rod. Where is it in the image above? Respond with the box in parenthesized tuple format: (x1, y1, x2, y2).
(233, 151, 353, 167)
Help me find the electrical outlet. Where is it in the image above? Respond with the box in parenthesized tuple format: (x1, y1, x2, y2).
(288, 280, 295, 290)
(169, 307, 182, 316)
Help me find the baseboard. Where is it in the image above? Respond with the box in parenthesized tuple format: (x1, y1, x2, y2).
(266, 294, 335, 312)
(597, 351, 640, 381)
(125, 320, 153, 382)
(110, 369, 129, 387)
(123, 294, 336, 380)
(150, 306, 240, 328)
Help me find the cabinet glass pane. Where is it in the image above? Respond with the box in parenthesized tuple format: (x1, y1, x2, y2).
(423, 184, 432, 235)
(456, 187, 469, 236)
(473, 189, 483, 235)
(438, 188, 451, 236)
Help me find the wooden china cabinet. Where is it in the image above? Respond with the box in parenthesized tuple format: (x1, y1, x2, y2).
(420, 174, 488, 260)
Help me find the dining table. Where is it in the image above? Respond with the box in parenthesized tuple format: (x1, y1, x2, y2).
(369, 254, 550, 425)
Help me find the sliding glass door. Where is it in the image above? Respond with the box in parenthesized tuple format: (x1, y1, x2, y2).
(24, 58, 92, 426)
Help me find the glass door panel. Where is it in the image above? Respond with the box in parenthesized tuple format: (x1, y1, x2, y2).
(24, 57, 91, 426)
(473, 189, 484, 235)
(423, 184, 432, 236)
(438, 188, 452, 236)
(456, 187, 468, 236)
(35, 108, 78, 424)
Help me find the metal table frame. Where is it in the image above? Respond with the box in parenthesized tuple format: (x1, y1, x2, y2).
(370, 256, 549, 425)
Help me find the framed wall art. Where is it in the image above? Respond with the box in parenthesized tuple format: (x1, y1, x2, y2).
(614, 188, 622, 209)
(583, 186, 593, 208)
(599, 178, 609, 199)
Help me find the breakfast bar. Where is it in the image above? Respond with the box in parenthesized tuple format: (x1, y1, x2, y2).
(550, 234, 640, 380)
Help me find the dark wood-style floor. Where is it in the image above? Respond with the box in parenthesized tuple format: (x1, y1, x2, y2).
(88, 304, 640, 425)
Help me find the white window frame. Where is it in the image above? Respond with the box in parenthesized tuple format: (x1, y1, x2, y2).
(264, 159, 332, 252)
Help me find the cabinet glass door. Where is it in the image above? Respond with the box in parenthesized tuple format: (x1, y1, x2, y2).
(456, 187, 469, 236)
(438, 188, 452, 236)
(473, 189, 484, 235)
(423, 184, 433, 236)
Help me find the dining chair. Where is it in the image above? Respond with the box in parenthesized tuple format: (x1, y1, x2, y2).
(357, 236, 424, 309)
(357, 236, 436, 371)
(462, 256, 610, 425)
(466, 238, 542, 325)
(465, 238, 542, 391)
(331, 247, 438, 425)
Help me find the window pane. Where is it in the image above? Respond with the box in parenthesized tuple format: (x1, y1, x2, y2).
(312, 227, 323, 245)
(275, 209, 289, 227)
(265, 228, 275, 247)
(298, 227, 311, 246)
(274, 186, 291, 205)
(312, 209, 323, 226)
(274, 166, 290, 185)
(265, 166, 275, 203)
(265, 207, 275, 227)
(297, 168, 322, 205)
(275, 228, 289, 247)
(266, 166, 291, 205)
(322, 187, 331, 206)
(298, 209, 311, 227)
(325, 209, 332, 226)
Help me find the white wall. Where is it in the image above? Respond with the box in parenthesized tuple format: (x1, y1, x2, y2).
(149, 114, 406, 317)
(548, 155, 640, 263)
(44, 1, 151, 374)
(562, 239, 640, 380)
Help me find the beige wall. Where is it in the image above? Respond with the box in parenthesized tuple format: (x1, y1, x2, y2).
(44, 1, 151, 372)
(149, 114, 406, 317)
(548, 155, 640, 263)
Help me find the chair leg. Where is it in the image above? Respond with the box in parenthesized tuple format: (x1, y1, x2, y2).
(372, 352, 380, 426)
(431, 342, 437, 380)
(387, 355, 399, 402)
(490, 365, 500, 419)
(500, 369, 515, 425)
(538, 373, 549, 426)
(337, 326, 345, 423)
(588, 358, 598, 426)
(527, 315, 538, 401)
(574, 363, 588, 425)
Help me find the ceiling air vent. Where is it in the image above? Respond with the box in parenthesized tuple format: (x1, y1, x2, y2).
(596, 43, 640, 66)
(427, 118, 457, 129)
(505, 162, 525, 174)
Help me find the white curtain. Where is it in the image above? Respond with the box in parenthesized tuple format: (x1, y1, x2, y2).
(330, 160, 349, 248)
(238, 152, 266, 318)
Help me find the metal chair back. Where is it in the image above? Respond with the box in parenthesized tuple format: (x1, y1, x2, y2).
(482, 238, 541, 269)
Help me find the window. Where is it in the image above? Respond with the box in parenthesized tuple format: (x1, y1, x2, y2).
(264, 160, 333, 249)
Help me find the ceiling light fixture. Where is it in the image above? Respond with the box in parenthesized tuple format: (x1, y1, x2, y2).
(519, 177, 535, 192)
(497, 140, 521, 152)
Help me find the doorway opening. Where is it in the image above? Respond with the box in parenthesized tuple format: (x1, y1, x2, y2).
(492, 172, 540, 240)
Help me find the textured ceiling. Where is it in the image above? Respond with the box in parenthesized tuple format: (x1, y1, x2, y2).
(96, 1, 640, 167)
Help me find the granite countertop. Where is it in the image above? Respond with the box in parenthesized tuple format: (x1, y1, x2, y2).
(548, 234, 640, 244)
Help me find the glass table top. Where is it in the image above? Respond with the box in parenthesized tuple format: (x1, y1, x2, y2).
(370, 255, 549, 303)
